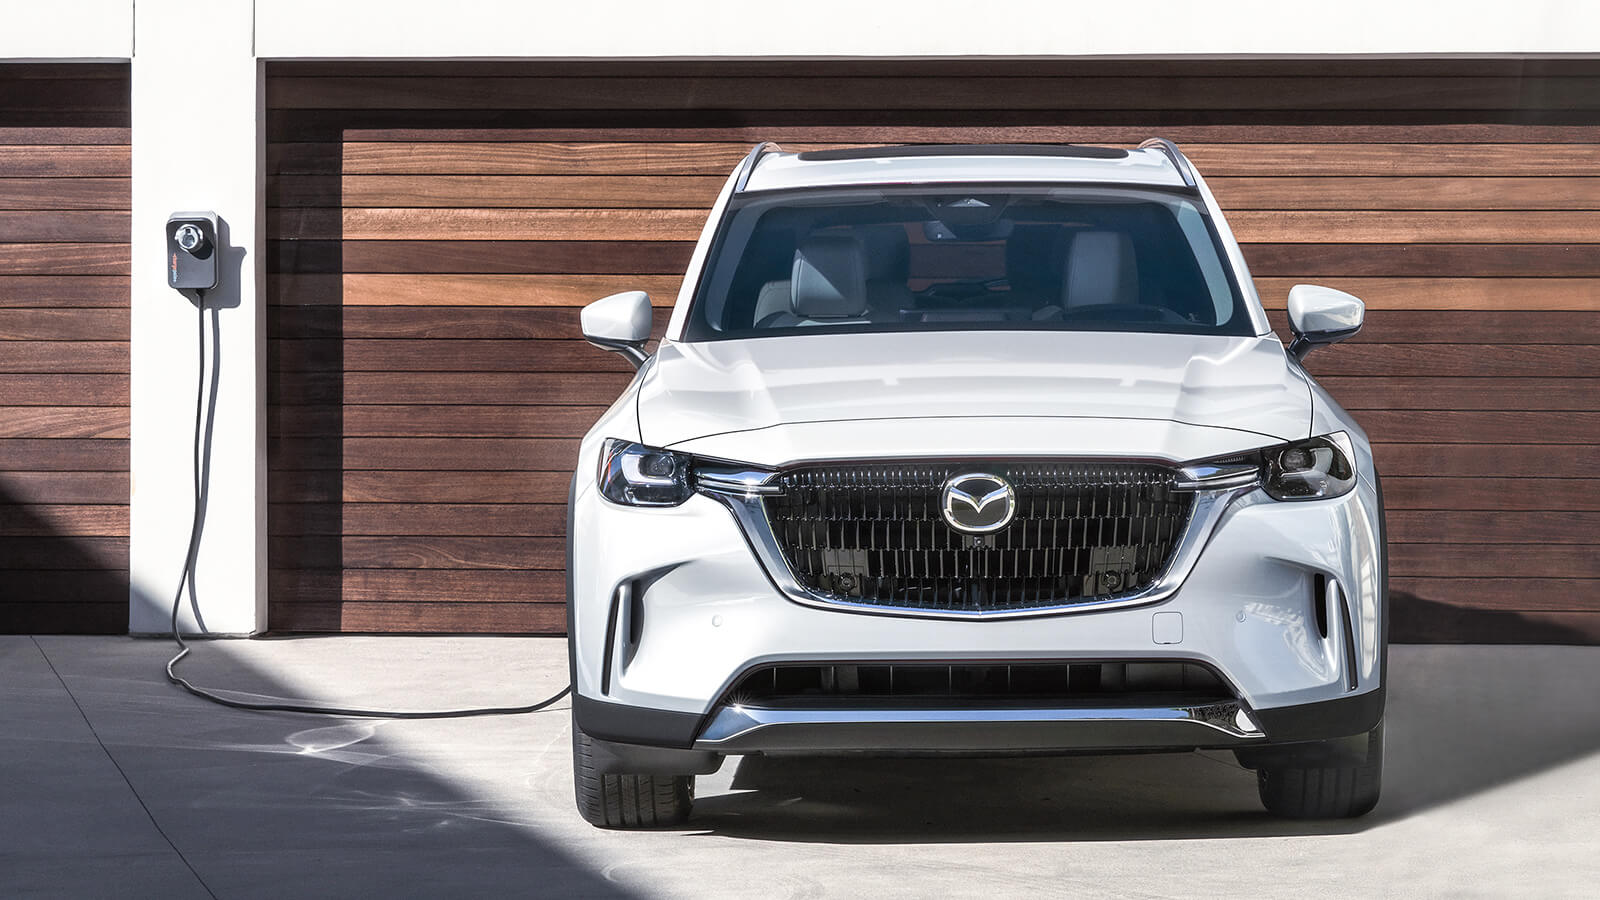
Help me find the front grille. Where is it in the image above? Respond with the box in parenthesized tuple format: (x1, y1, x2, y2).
(762, 463, 1193, 613)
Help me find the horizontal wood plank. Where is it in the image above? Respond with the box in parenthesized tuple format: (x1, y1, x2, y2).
(269, 275, 1600, 315)
(267, 470, 571, 503)
(0, 275, 128, 307)
(0, 407, 128, 438)
(0, 536, 127, 569)
(1358, 411, 1600, 445)
(268, 241, 1600, 278)
(1384, 478, 1600, 511)
(1229, 210, 1600, 245)
(273, 240, 693, 275)
(269, 339, 632, 374)
(306, 123, 1600, 145)
(1373, 444, 1600, 478)
(1248, 245, 1600, 278)
(269, 304, 668, 339)
(0, 210, 128, 243)
(0, 341, 128, 374)
(271, 174, 725, 209)
(269, 372, 632, 406)
(274, 273, 682, 307)
(269, 438, 578, 471)
(0, 570, 130, 604)
(1256, 279, 1600, 313)
(271, 405, 605, 438)
(1270, 309, 1600, 340)
(0, 177, 129, 210)
(1307, 344, 1600, 378)
(1209, 176, 1600, 211)
(267, 600, 564, 634)
(0, 600, 127, 635)
(0, 374, 128, 406)
(268, 535, 562, 569)
(1390, 604, 1600, 645)
(270, 174, 1600, 213)
(0, 308, 129, 340)
(267, 77, 1600, 112)
(0, 145, 130, 177)
(0, 243, 130, 276)
(0, 504, 128, 537)
(0, 472, 127, 504)
(1318, 377, 1599, 411)
(269, 568, 563, 602)
(297, 142, 1600, 178)
(0, 439, 127, 471)
(267, 207, 1600, 244)
(270, 502, 563, 536)
(1391, 577, 1600, 612)
(264, 58, 1600, 79)
(1388, 543, 1600, 578)
(1388, 510, 1600, 544)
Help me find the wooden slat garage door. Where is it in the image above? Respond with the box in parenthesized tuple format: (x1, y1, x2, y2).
(265, 60, 1600, 642)
(0, 64, 130, 634)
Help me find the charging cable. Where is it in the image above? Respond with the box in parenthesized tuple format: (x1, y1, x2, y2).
(165, 293, 572, 718)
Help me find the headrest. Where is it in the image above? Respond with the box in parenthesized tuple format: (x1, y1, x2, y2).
(1006, 225, 1067, 296)
(857, 225, 910, 283)
(1063, 231, 1140, 308)
(792, 235, 868, 318)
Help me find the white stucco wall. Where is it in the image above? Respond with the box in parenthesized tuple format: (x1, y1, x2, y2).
(126, 3, 266, 634)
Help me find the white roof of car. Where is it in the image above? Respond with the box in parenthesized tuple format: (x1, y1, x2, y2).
(742, 145, 1189, 193)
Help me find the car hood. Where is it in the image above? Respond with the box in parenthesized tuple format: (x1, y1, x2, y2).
(636, 330, 1311, 456)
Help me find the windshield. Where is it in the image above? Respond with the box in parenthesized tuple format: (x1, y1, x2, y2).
(683, 186, 1254, 341)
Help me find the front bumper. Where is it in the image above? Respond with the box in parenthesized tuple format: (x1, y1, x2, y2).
(575, 685, 1384, 762)
(568, 451, 1386, 757)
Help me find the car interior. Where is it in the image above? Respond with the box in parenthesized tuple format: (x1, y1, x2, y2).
(696, 195, 1247, 338)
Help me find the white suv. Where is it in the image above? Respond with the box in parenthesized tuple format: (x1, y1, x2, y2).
(568, 141, 1386, 828)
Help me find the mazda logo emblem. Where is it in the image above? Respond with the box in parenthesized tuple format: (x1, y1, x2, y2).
(941, 472, 1016, 534)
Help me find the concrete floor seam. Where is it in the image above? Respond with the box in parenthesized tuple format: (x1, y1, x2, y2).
(30, 636, 221, 900)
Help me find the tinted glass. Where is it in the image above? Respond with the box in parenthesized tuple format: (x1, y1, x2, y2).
(683, 187, 1253, 341)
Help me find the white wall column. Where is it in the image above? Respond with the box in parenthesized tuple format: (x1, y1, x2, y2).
(128, 5, 265, 634)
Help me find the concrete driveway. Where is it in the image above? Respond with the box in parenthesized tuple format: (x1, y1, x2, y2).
(3, 636, 1596, 898)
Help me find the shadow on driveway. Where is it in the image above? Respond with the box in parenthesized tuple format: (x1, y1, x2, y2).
(688, 644, 1600, 843)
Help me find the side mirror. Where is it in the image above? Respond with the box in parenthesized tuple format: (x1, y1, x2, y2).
(581, 290, 653, 370)
(1286, 284, 1364, 362)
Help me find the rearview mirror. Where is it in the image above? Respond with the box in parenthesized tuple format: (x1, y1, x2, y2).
(1286, 284, 1364, 362)
(581, 290, 652, 370)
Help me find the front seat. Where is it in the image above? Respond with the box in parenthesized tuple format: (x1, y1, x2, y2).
(1062, 231, 1141, 309)
(790, 234, 871, 325)
(754, 232, 887, 328)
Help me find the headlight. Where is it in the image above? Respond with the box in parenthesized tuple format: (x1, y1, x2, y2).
(597, 438, 692, 507)
(1262, 433, 1356, 501)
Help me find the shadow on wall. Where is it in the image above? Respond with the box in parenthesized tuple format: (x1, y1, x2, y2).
(1391, 590, 1598, 644)
(0, 487, 129, 633)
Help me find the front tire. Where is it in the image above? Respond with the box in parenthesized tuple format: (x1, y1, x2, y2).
(572, 715, 694, 829)
(1257, 721, 1383, 819)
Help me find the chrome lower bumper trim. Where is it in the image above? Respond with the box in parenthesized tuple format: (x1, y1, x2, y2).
(694, 699, 1265, 753)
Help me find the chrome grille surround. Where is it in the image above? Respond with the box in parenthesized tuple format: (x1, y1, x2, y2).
(698, 457, 1258, 620)
(759, 463, 1194, 614)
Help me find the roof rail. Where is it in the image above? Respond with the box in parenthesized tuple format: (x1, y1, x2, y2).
(1138, 137, 1197, 190)
(732, 141, 784, 193)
